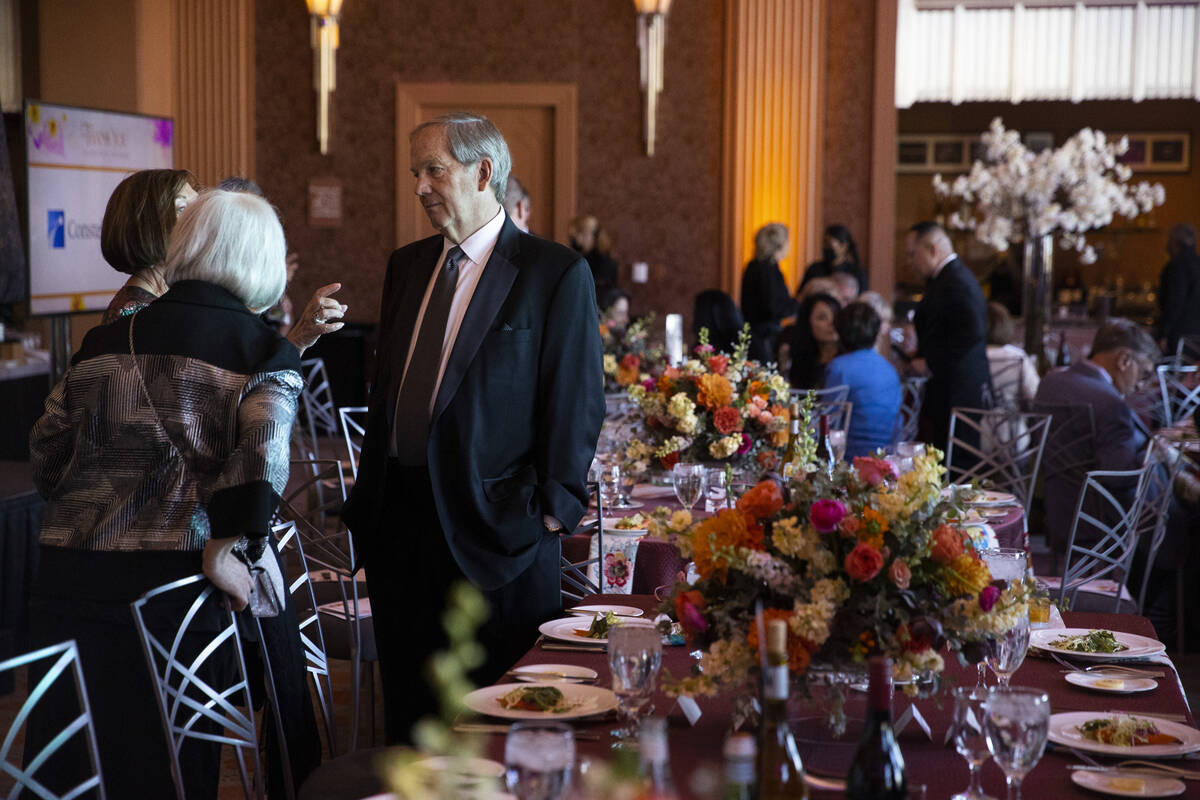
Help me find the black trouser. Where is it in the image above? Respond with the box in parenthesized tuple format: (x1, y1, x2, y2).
(363, 460, 562, 745)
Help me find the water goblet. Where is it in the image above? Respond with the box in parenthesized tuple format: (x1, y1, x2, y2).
(984, 611, 1031, 689)
(950, 687, 999, 800)
(704, 467, 729, 512)
(608, 623, 663, 740)
(980, 548, 1029, 583)
(829, 429, 847, 462)
(505, 720, 576, 800)
(982, 687, 1050, 800)
(599, 464, 622, 511)
(671, 463, 706, 510)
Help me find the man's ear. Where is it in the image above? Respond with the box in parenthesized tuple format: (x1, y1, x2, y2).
(476, 158, 493, 192)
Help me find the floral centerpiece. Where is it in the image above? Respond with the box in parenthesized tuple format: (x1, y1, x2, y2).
(661, 439, 1030, 727)
(623, 327, 791, 473)
(601, 313, 665, 393)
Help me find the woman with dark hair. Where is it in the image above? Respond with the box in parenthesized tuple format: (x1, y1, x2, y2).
(825, 301, 901, 458)
(780, 292, 841, 389)
(801, 223, 868, 293)
(741, 222, 798, 363)
(693, 289, 745, 354)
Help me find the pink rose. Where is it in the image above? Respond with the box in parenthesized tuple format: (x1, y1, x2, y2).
(810, 499, 848, 533)
(737, 433, 753, 454)
(845, 543, 885, 583)
(837, 516, 861, 538)
(978, 585, 1001, 612)
(888, 559, 911, 590)
(642, 378, 656, 392)
(757, 410, 774, 425)
(854, 456, 897, 486)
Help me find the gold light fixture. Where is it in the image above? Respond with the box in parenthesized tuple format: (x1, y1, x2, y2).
(633, 0, 672, 156)
(306, 0, 344, 155)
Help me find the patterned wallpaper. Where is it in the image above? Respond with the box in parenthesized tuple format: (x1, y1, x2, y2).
(254, 0, 726, 331)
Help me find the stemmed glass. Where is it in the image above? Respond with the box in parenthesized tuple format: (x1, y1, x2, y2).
(599, 464, 623, 511)
(704, 467, 729, 512)
(984, 612, 1031, 688)
(829, 429, 847, 462)
(671, 464, 706, 510)
(608, 623, 663, 740)
(950, 687, 998, 800)
(505, 720, 576, 800)
(982, 687, 1050, 800)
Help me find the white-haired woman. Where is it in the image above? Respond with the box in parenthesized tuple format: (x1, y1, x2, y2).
(741, 222, 799, 362)
(26, 189, 319, 798)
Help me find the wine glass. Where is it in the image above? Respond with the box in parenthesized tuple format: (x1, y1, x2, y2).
(671, 464, 706, 510)
(505, 720, 576, 800)
(950, 687, 998, 800)
(599, 464, 622, 510)
(704, 467, 728, 512)
(984, 611, 1030, 688)
(982, 687, 1050, 800)
(829, 429, 847, 462)
(608, 623, 663, 740)
(980, 548, 1028, 583)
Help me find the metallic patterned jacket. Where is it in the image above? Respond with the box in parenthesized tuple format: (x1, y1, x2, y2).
(30, 280, 303, 552)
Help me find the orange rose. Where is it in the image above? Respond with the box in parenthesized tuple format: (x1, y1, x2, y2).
(616, 364, 639, 386)
(707, 355, 729, 375)
(930, 524, 966, 564)
(838, 516, 861, 538)
(845, 543, 885, 582)
(692, 509, 763, 580)
(714, 406, 743, 435)
(736, 480, 784, 521)
(660, 452, 681, 470)
(696, 373, 734, 410)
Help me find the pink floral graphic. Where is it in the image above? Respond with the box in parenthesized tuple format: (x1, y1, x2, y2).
(604, 551, 631, 589)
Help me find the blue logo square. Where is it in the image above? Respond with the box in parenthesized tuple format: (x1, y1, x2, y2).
(48, 210, 65, 249)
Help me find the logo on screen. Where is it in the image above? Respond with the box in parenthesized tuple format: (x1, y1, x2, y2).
(48, 210, 65, 249)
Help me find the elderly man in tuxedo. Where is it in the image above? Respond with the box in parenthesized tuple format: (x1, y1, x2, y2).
(343, 113, 604, 743)
(907, 221, 991, 457)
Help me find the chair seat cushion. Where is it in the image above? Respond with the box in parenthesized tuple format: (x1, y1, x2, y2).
(1039, 575, 1138, 614)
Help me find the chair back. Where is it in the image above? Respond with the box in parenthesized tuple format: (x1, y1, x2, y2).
(281, 459, 348, 535)
(295, 358, 338, 460)
(1134, 437, 1185, 615)
(561, 481, 603, 603)
(1057, 466, 1151, 614)
(895, 375, 928, 445)
(272, 520, 337, 756)
(1156, 364, 1200, 427)
(1176, 335, 1200, 366)
(0, 640, 105, 800)
(130, 575, 265, 800)
(945, 407, 1051, 513)
(810, 399, 853, 435)
(791, 384, 849, 407)
(630, 540, 687, 595)
(985, 356, 1026, 412)
(337, 406, 368, 480)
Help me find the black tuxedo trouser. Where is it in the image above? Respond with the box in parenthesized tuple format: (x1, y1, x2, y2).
(364, 459, 562, 745)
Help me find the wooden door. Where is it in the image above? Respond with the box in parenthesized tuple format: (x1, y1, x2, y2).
(395, 83, 577, 247)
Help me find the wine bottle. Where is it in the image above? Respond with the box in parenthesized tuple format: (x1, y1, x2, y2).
(759, 619, 809, 799)
(722, 733, 757, 800)
(817, 413, 836, 478)
(845, 656, 907, 799)
(637, 717, 679, 800)
(784, 402, 803, 477)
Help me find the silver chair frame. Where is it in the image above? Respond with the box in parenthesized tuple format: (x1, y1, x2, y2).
(945, 407, 1051, 515)
(130, 574, 265, 800)
(337, 406, 368, 480)
(0, 639, 105, 800)
(896, 375, 928, 445)
(561, 480, 604, 602)
(1134, 436, 1187, 651)
(295, 358, 338, 460)
(985, 356, 1026, 413)
(1057, 466, 1151, 614)
(790, 384, 850, 407)
(1156, 364, 1200, 428)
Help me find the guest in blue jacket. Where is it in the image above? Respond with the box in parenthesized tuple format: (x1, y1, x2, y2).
(826, 302, 902, 458)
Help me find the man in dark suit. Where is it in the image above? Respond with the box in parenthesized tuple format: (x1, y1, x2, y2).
(907, 221, 991, 457)
(342, 113, 604, 744)
(1157, 222, 1200, 356)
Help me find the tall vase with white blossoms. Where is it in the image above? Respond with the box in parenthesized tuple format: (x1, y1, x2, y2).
(934, 119, 1165, 362)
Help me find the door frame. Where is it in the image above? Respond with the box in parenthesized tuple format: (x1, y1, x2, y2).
(395, 82, 578, 247)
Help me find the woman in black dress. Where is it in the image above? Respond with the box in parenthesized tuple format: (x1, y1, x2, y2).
(740, 222, 798, 364)
(800, 223, 868, 293)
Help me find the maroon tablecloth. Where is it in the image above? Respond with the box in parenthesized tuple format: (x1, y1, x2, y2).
(489, 594, 1192, 800)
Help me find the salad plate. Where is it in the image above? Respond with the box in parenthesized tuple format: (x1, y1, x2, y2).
(964, 489, 1018, 507)
(1070, 770, 1184, 797)
(567, 604, 644, 617)
(1064, 671, 1158, 694)
(462, 682, 618, 720)
(538, 615, 656, 645)
(509, 663, 599, 683)
(1048, 712, 1200, 758)
(1030, 628, 1166, 661)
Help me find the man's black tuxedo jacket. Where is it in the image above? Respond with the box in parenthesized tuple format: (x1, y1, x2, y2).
(343, 217, 604, 591)
(913, 257, 991, 426)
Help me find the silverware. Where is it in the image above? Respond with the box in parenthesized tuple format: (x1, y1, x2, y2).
(503, 670, 595, 683)
(1048, 650, 1166, 677)
(1068, 764, 1200, 781)
(539, 642, 606, 653)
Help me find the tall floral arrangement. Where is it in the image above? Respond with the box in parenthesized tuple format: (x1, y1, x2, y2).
(933, 118, 1165, 264)
(624, 327, 791, 473)
(662, 448, 1030, 718)
(601, 313, 665, 393)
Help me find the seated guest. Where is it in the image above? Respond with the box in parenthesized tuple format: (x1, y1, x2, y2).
(694, 289, 745, 355)
(570, 214, 619, 296)
(741, 222, 798, 363)
(858, 291, 910, 375)
(26, 189, 320, 797)
(825, 302, 901, 458)
(831, 271, 860, 307)
(985, 302, 1039, 410)
(801, 223, 869, 292)
(780, 292, 841, 389)
(599, 287, 632, 336)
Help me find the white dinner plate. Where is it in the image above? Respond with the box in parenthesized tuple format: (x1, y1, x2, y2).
(567, 604, 644, 618)
(462, 682, 618, 721)
(1048, 712, 1200, 758)
(1070, 770, 1185, 797)
(590, 498, 644, 510)
(1031, 628, 1166, 661)
(538, 615, 656, 645)
(509, 663, 600, 683)
(964, 490, 1018, 507)
(1065, 672, 1158, 694)
(602, 521, 648, 536)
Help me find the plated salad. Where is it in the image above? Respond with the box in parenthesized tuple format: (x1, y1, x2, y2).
(497, 686, 573, 713)
(1078, 715, 1181, 746)
(1050, 630, 1129, 653)
(574, 611, 618, 639)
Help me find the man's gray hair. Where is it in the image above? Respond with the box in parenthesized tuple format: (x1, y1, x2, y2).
(164, 189, 287, 313)
(1091, 317, 1160, 362)
(412, 112, 512, 205)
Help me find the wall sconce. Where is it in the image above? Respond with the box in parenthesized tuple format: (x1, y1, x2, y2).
(633, 0, 671, 156)
(306, 0, 344, 155)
